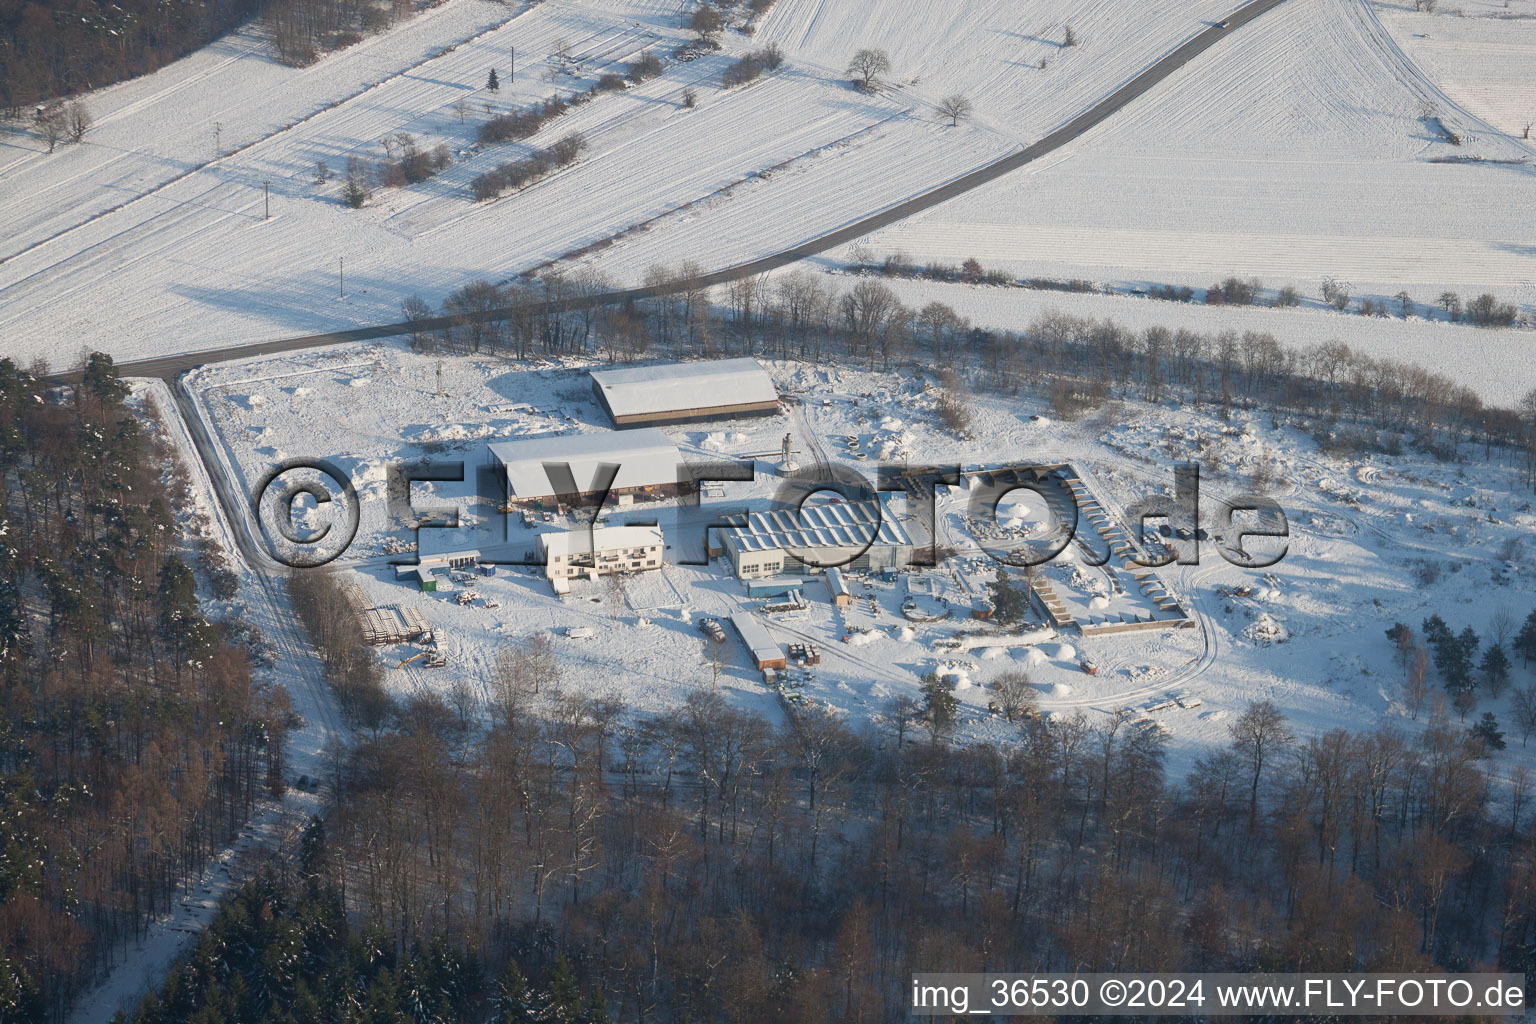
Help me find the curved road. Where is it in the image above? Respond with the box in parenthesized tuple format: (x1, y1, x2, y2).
(49, 0, 1289, 386)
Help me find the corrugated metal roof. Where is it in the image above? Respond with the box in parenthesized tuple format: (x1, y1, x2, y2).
(591, 358, 778, 419)
(728, 498, 910, 552)
(489, 428, 681, 499)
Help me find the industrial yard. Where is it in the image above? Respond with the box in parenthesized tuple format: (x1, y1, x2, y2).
(181, 340, 1536, 773)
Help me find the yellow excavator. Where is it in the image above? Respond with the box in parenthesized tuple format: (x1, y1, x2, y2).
(398, 650, 447, 669)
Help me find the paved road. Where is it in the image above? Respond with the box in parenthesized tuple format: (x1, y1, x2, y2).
(48, 0, 1288, 386)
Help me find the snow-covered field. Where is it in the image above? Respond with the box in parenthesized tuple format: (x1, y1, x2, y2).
(11, 0, 1528, 386)
(1381, 0, 1536, 138)
(750, 0, 1233, 140)
(186, 342, 1536, 780)
(812, 0, 1536, 328)
(0, 0, 523, 264)
(3, 0, 1059, 363)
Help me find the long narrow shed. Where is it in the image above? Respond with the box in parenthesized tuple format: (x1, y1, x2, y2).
(730, 612, 786, 670)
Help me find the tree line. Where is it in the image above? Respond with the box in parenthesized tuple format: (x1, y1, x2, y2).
(0, 355, 288, 1023)
(0, 0, 430, 116)
(0, 0, 265, 114)
(402, 264, 1536, 474)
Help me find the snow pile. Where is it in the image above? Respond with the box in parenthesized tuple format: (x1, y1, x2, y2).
(1244, 613, 1288, 644)
(407, 422, 502, 443)
(1023, 648, 1048, 667)
(1089, 595, 1111, 611)
(1049, 682, 1073, 698)
(980, 646, 1005, 660)
(845, 631, 879, 647)
(1051, 642, 1078, 662)
(348, 378, 371, 388)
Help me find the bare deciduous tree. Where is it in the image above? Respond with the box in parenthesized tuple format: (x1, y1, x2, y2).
(1490, 605, 1516, 649)
(938, 93, 973, 127)
(686, 5, 723, 37)
(33, 102, 66, 152)
(1404, 643, 1431, 720)
(1514, 686, 1536, 747)
(1230, 698, 1292, 827)
(846, 48, 890, 89)
(65, 100, 91, 142)
(994, 669, 1037, 723)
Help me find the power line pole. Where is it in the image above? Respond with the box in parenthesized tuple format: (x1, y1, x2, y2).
(510, 47, 515, 83)
(263, 180, 269, 220)
(339, 257, 345, 298)
(213, 121, 222, 158)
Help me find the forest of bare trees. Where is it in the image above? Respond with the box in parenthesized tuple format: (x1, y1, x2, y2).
(0, 0, 432, 114)
(0, 0, 266, 113)
(124, 648, 1536, 1022)
(133, 558, 1536, 1021)
(0, 356, 289, 1023)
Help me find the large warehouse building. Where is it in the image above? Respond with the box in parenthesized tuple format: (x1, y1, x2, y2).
(590, 358, 780, 428)
(722, 497, 914, 578)
(489, 429, 684, 509)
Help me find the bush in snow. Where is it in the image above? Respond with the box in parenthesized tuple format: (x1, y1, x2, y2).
(721, 45, 783, 87)
(628, 50, 664, 82)
(471, 133, 587, 201)
(1466, 293, 1518, 327)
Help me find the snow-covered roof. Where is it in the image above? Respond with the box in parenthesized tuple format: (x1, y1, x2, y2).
(727, 497, 911, 553)
(489, 428, 681, 499)
(537, 525, 664, 559)
(731, 612, 782, 663)
(590, 358, 778, 421)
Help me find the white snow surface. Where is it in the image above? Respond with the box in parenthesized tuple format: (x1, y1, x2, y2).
(180, 341, 1536, 795)
(8, 0, 1529, 403)
(825, 0, 1536, 344)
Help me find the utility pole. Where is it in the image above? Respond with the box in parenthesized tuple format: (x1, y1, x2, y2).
(263, 180, 269, 220)
(213, 121, 222, 158)
(510, 47, 515, 83)
(339, 257, 345, 298)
